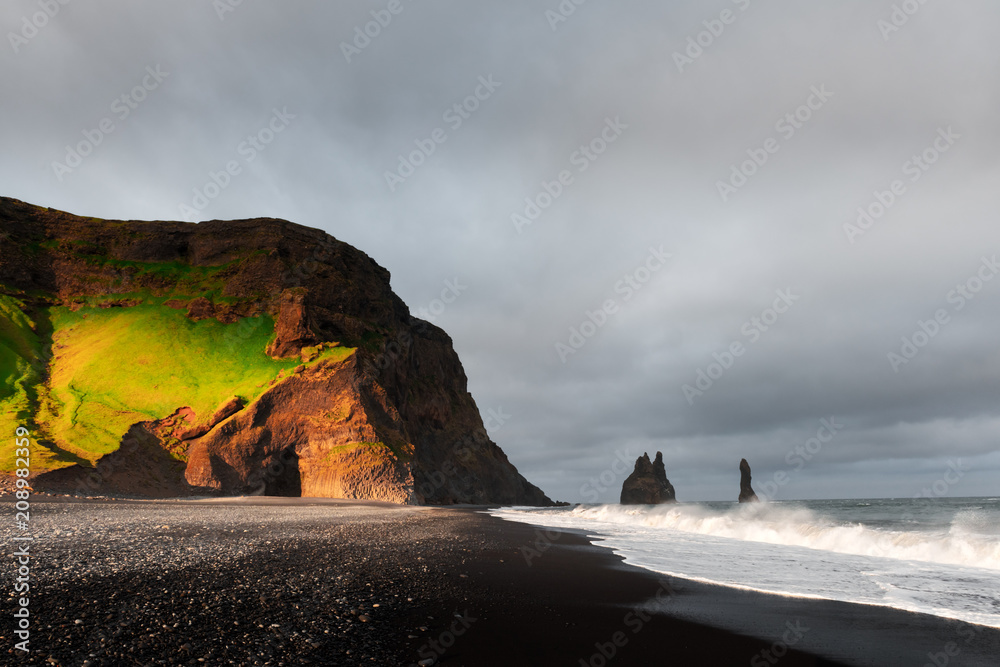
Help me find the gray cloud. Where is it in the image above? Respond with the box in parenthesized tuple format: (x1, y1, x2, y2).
(3, 0, 999, 501)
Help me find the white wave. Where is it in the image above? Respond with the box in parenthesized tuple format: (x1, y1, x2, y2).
(560, 503, 1000, 570)
(951, 507, 1000, 536)
(492, 502, 1000, 628)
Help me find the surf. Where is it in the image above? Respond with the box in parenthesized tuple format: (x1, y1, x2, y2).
(493, 498, 1000, 628)
(562, 501, 1000, 570)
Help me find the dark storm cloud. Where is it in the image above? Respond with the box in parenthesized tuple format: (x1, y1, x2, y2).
(3, 0, 999, 501)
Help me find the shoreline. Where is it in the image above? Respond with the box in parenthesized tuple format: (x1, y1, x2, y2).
(3, 498, 997, 666)
(452, 509, 1000, 666)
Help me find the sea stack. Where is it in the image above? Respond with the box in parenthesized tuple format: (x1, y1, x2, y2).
(621, 452, 677, 504)
(738, 458, 759, 503)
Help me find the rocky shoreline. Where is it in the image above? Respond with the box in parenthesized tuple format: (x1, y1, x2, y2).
(2, 497, 859, 667)
(7, 497, 997, 665)
(2, 498, 478, 666)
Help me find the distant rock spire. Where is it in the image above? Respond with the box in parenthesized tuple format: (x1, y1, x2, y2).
(738, 458, 759, 503)
(621, 451, 677, 504)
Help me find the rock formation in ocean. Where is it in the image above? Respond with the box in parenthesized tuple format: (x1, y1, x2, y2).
(620, 451, 676, 504)
(0, 197, 552, 505)
(738, 458, 759, 503)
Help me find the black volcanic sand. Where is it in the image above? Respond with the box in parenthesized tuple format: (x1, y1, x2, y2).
(2, 498, 997, 666)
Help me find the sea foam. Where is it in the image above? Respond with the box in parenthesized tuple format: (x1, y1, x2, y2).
(563, 502, 1000, 570)
(493, 498, 1000, 628)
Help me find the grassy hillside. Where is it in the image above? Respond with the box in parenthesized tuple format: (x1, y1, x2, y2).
(0, 300, 353, 471)
(0, 296, 44, 468)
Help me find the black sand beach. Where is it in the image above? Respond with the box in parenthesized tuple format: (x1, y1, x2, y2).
(3, 497, 997, 666)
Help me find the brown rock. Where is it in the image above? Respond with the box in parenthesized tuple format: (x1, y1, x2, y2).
(185, 297, 215, 321)
(185, 353, 415, 501)
(266, 288, 318, 359)
(176, 396, 245, 441)
(175, 424, 210, 442)
(97, 298, 141, 309)
(620, 452, 676, 504)
(739, 458, 759, 503)
(210, 395, 245, 425)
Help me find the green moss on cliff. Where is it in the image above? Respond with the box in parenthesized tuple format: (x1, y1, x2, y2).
(36, 304, 299, 465)
(0, 300, 355, 471)
(0, 296, 44, 469)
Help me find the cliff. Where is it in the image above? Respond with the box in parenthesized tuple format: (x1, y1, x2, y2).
(0, 197, 551, 505)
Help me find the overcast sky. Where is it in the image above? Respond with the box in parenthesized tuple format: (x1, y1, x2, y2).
(3, 1, 999, 502)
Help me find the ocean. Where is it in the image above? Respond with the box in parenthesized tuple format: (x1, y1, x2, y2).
(491, 497, 1000, 629)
